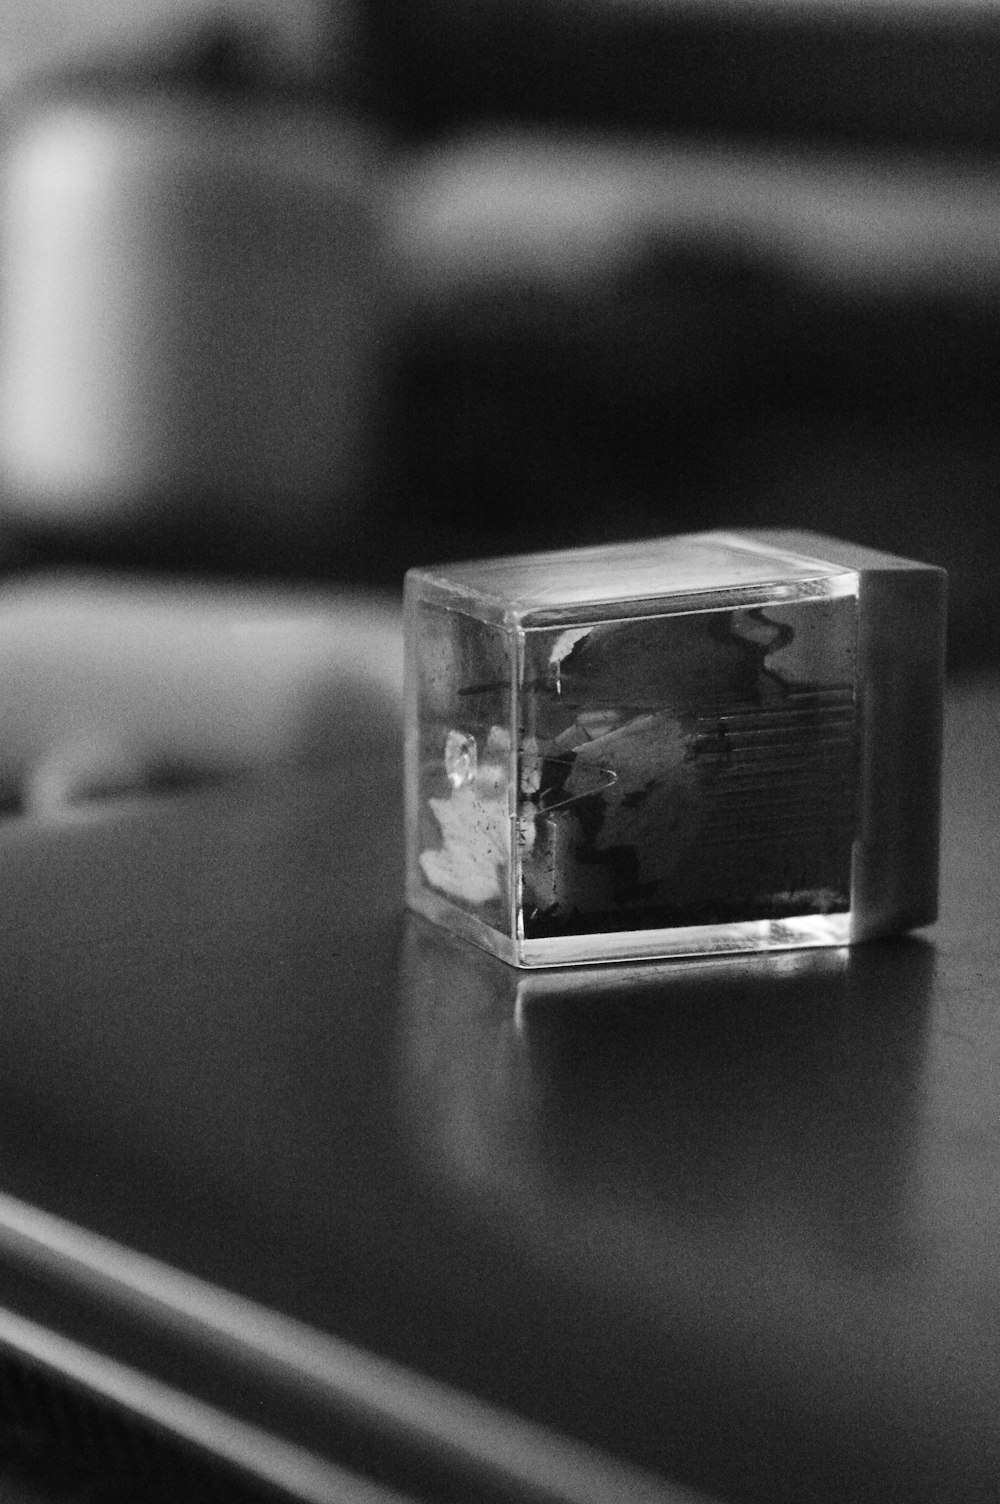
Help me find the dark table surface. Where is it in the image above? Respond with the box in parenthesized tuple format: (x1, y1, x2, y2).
(0, 672, 996, 1503)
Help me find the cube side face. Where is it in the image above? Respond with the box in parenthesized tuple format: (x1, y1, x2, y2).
(404, 579, 517, 962)
(746, 532, 946, 940)
(512, 580, 861, 964)
(851, 564, 946, 939)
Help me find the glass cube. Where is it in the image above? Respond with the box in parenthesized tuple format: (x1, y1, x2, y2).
(405, 531, 945, 967)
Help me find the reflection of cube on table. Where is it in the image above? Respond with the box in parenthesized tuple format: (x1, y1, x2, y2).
(405, 531, 945, 967)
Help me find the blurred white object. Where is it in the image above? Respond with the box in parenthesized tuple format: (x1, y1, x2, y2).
(0, 94, 383, 529)
(0, 576, 402, 816)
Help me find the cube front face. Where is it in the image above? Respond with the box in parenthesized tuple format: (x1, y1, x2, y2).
(405, 533, 945, 966)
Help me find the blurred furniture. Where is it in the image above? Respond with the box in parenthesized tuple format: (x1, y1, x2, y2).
(2, 1, 999, 665)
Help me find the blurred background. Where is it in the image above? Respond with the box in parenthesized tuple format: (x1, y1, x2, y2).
(2, 0, 998, 666)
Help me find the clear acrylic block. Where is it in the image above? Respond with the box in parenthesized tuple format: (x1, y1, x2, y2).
(405, 531, 945, 967)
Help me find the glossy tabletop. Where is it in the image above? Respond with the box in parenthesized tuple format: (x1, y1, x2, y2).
(0, 673, 996, 1502)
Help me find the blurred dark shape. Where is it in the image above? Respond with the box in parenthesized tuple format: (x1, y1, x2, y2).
(16, 12, 348, 109)
(389, 240, 787, 561)
(153, 18, 295, 98)
(366, 0, 1000, 149)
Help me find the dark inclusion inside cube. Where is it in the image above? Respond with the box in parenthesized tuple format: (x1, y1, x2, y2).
(518, 597, 859, 939)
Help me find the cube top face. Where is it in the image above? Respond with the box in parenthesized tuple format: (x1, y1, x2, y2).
(405, 531, 945, 967)
(410, 531, 858, 627)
